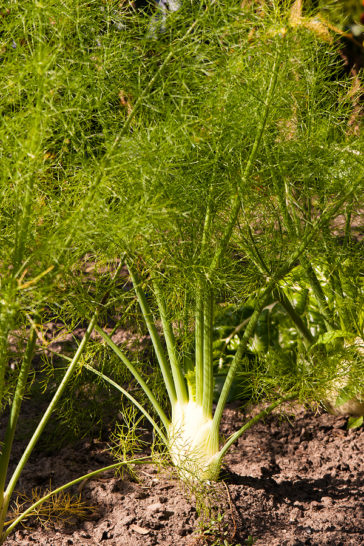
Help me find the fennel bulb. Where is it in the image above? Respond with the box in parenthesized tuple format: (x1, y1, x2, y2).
(168, 401, 220, 481)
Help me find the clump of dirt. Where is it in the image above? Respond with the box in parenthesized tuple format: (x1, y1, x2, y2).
(5, 404, 364, 545)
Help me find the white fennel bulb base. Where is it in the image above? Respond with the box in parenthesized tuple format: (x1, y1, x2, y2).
(168, 401, 221, 482)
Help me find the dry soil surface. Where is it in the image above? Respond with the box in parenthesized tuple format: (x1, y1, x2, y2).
(5, 404, 364, 546)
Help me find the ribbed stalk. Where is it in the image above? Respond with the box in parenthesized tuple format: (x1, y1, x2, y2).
(195, 178, 215, 406)
(153, 281, 188, 405)
(195, 281, 204, 405)
(344, 200, 353, 245)
(329, 270, 353, 332)
(202, 288, 214, 418)
(269, 162, 295, 237)
(128, 264, 177, 407)
(300, 256, 336, 331)
(0, 327, 37, 533)
(276, 289, 314, 344)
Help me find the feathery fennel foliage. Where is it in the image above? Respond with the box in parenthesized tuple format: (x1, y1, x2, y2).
(0, 4, 363, 540)
(0, 1, 155, 540)
(67, 2, 362, 479)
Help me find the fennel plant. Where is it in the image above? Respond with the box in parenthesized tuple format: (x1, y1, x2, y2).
(75, 2, 363, 480)
(0, 7, 361, 544)
(0, 1, 156, 540)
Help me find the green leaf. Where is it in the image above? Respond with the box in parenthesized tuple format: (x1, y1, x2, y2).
(312, 330, 353, 348)
(347, 416, 363, 430)
(293, 288, 309, 315)
(228, 334, 241, 351)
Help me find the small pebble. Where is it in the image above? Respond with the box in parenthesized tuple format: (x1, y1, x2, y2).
(130, 524, 150, 535)
(321, 496, 333, 506)
(147, 502, 164, 514)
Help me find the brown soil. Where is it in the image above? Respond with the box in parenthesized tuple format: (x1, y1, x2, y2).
(4, 403, 364, 546)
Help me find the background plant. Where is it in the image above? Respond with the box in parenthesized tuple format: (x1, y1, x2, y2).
(0, 1, 157, 540)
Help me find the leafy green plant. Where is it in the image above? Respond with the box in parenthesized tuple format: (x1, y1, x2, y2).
(76, 2, 363, 482)
(1, 3, 362, 544)
(213, 248, 363, 414)
(207, 0, 364, 412)
(0, 1, 155, 541)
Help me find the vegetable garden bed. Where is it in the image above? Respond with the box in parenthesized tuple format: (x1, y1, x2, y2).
(4, 401, 363, 546)
(1, 1, 363, 544)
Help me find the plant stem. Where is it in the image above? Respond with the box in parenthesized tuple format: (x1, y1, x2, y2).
(0, 327, 37, 522)
(128, 264, 177, 407)
(94, 326, 170, 431)
(245, 224, 271, 275)
(217, 394, 297, 463)
(344, 199, 353, 245)
(300, 256, 336, 331)
(202, 287, 214, 418)
(153, 281, 188, 405)
(269, 160, 295, 237)
(84, 364, 168, 445)
(195, 177, 216, 406)
(276, 289, 314, 344)
(330, 268, 354, 332)
(195, 280, 204, 405)
(2, 314, 97, 520)
(0, 287, 16, 413)
(2, 457, 152, 541)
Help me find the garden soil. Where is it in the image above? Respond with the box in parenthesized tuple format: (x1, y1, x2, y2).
(5, 403, 364, 546)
